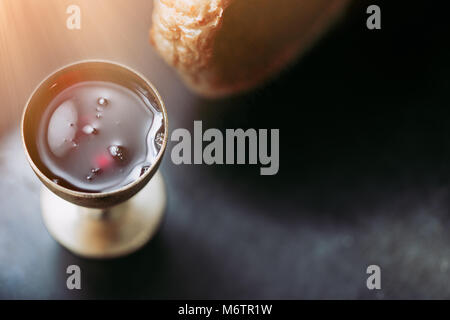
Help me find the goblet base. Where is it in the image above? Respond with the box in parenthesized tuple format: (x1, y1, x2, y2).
(41, 171, 166, 259)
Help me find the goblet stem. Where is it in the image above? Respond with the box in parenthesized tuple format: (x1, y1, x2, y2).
(79, 207, 122, 221)
(41, 171, 167, 259)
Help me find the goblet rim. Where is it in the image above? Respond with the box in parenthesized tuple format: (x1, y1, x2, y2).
(21, 59, 169, 200)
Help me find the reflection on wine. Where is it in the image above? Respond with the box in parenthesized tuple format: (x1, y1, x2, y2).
(37, 80, 163, 193)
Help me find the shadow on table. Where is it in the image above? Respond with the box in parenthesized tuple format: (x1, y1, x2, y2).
(51, 223, 233, 299)
(176, 1, 450, 220)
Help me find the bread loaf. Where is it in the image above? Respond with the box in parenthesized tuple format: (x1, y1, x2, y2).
(150, 0, 350, 98)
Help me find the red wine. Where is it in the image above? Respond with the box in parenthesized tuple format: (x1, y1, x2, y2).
(37, 80, 163, 193)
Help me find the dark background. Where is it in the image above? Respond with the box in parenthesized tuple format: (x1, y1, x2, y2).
(0, 1, 449, 299)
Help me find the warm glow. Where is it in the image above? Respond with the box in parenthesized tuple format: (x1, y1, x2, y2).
(0, 0, 154, 132)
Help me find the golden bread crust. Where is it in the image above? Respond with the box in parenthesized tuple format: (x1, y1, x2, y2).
(150, 0, 350, 98)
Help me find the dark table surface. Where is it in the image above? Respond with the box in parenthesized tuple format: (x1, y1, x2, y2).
(0, 1, 449, 299)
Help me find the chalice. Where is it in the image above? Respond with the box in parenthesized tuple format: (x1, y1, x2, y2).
(21, 60, 168, 258)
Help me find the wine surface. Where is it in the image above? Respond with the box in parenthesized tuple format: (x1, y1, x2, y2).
(37, 80, 163, 192)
